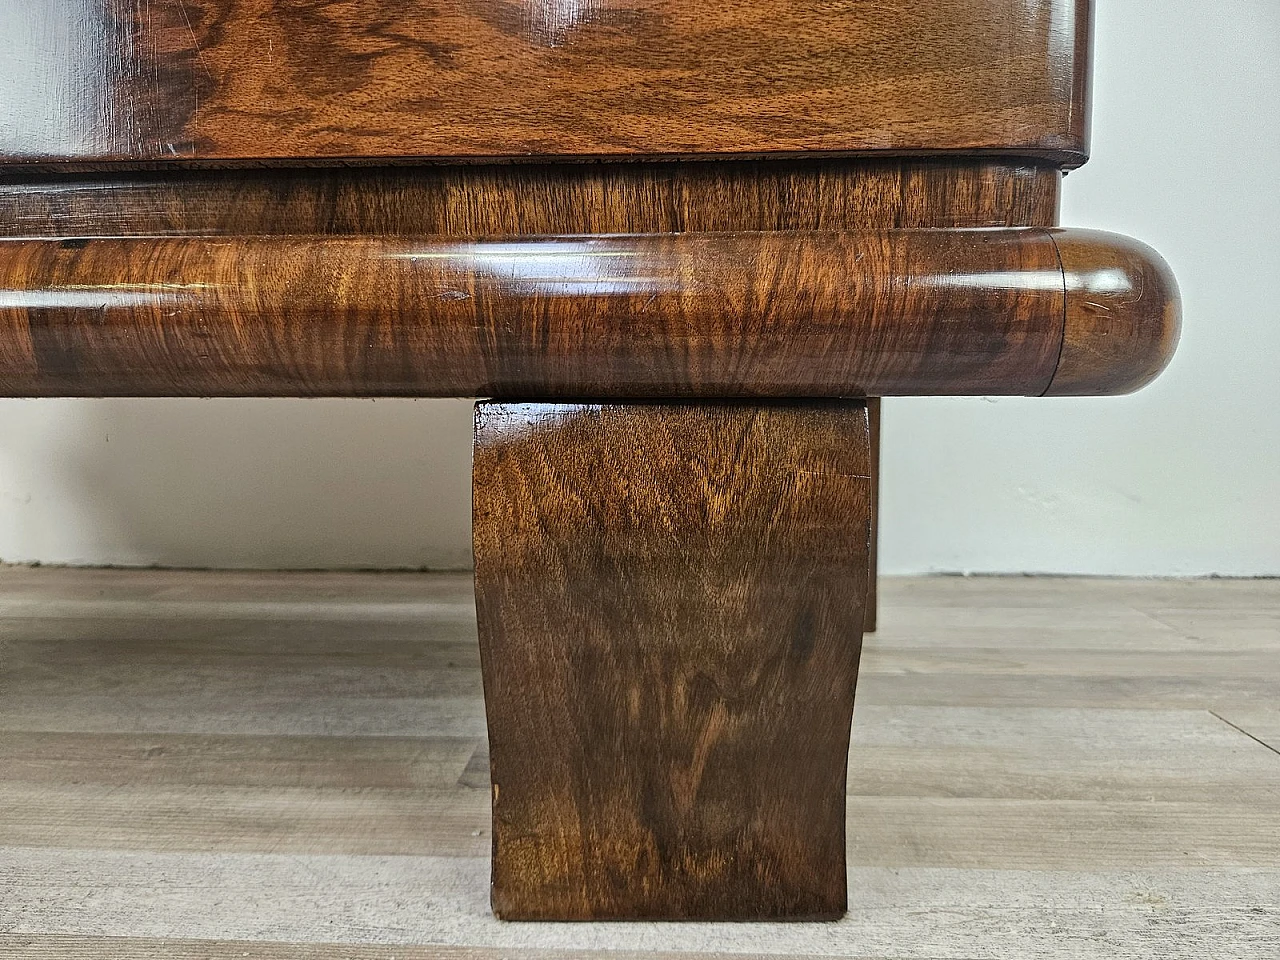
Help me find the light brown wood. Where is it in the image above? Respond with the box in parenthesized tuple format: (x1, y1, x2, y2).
(0, 569, 1276, 956)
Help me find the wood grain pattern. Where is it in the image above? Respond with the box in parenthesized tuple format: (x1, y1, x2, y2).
(4, 866, 1279, 959)
(0, 227, 1042, 397)
(0, 160, 1063, 236)
(0, 936, 835, 960)
(1, 570, 1278, 957)
(1045, 229, 1183, 395)
(0, 781, 488, 857)
(0, 227, 1178, 399)
(0, 0, 1092, 165)
(0, 730, 476, 790)
(0, 157, 1058, 635)
(472, 401, 872, 919)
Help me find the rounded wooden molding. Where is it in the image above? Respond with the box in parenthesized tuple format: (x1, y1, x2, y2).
(0, 228, 1176, 399)
(1045, 230, 1182, 396)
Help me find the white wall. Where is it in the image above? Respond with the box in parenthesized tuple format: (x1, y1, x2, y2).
(0, 0, 1277, 575)
(881, 0, 1280, 576)
(0, 399, 475, 569)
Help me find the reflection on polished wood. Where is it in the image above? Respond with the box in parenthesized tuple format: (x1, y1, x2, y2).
(474, 401, 871, 919)
(0, 156, 1067, 641)
(1047, 230, 1184, 397)
(0, 0, 1091, 165)
(0, 229, 1060, 397)
(0, 160, 1062, 235)
(0, 228, 1177, 399)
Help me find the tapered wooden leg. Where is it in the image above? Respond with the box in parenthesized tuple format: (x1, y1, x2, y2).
(473, 401, 871, 921)
(865, 398, 881, 633)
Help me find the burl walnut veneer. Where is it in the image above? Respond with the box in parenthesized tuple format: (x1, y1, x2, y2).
(0, 0, 1178, 922)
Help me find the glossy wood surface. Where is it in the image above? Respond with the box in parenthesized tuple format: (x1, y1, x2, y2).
(0, 1, 1092, 166)
(473, 400, 871, 919)
(0, 160, 1061, 235)
(0, 227, 1176, 399)
(1045, 230, 1183, 396)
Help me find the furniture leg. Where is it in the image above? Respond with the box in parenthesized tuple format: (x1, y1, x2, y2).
(472, 400, 872, 920)
(866, 398, 881, 633)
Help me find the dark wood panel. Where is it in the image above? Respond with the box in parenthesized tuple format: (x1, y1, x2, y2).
(0, 229, 1066, 398)
(0, 160, 1061, 235)
(0, 0, 1092, 166)
(0, 228, 1179, 398)
(472, 400, 871, 919)
(866, 398, 882, 634)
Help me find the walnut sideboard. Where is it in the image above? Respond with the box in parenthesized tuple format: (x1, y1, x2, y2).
(0, 0, 1178, 921)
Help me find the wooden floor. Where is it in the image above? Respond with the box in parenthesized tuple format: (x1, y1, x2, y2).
(0, 569, 1276, 959)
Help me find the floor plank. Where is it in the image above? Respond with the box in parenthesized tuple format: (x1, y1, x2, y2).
(1211, 708, 1280, 755)
(0, 694, 488, 738)
(0, 936, 831, 960)
(1, 849, 1275, 959)
(0, 782, 490, 856)
(854, 673, 1280, 709)
(0, 569, 1276, 958)
(0, 731, 479, 789)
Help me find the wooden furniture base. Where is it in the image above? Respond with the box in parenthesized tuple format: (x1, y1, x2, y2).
(866, 398, 881, 633)
(0, 0, 1180, 931)
(473, 401, 872, 920)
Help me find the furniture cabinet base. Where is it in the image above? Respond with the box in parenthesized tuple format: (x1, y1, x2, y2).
(473, 400, 872, 920)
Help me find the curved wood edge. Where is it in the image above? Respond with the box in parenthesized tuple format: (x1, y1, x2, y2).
(474, 400, 870, 919)
(0, 228, 1175, 399)
(1044, 229, 1182, 396)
